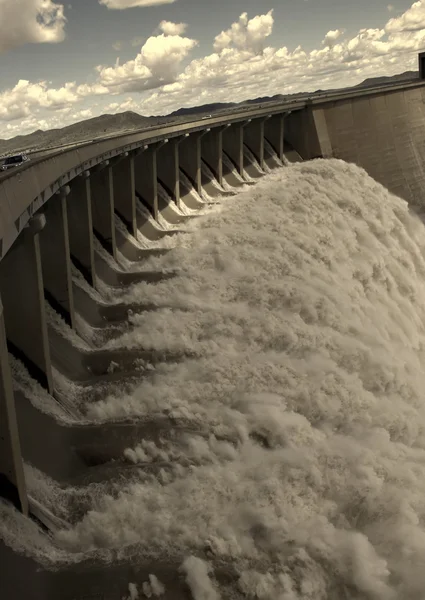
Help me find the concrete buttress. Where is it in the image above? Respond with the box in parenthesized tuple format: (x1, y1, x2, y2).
(0, 295, 28, 516)
(157, 139, 180, 208)
(112, 154, 137, 237)
(179, 133, 202, 195)
(0, 222, 53, 394)
(39, 188, 76, 330)
(222, 122, 244, 179)
(66, 173, 97, 288)
(134, 146, 158, 221)
(264, 114, 284, 163)
(244, 118, 266, 170)
(90, 163, 117, 260)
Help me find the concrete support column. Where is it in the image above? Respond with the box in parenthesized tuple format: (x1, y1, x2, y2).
(419, 51, 425, 79)
(244, 118, 266, 169)
(67, 172, 97, 288)
(134, 145, 158, 221)
(112, 153, 137, 237)
(311, 108, 333, 158)
(157, 138, 180, 208)
(201, 127, 224, 186)
(90, 162, 117, 260)
(39, 186, 76, 330)
(222, 122, 244, 177)
(0, 217, 53, 394)
(264, 114, 284, 162)
(0, 295, 28, 515)
(179, 132, 202, 195)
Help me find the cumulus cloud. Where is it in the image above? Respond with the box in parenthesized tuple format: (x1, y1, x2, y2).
(322, 29, 345, 48)
(0, 0, 66, 53)
(2, 3, 425, 138)
(91, 31, 198, 94)
(0, 80, 78, 122)
(386, 0, 425, 32)
(213, 10, 274, 54)
(159, 20, 187, 36)
(99, 0, 176, 9)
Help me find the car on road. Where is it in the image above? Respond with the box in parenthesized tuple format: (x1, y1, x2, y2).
(201, 115, 212, 120)
(1, 153, 30, 171)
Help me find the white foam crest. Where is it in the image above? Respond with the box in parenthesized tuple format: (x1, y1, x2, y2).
(181, 556, 220, 600)
(45, 302, 91, 350)
(0, 499, 73, 565)
(9, 354, 76, 422)
(71, 267, 114, 304)
(25, 159, 425, 598)
(93, 237, 121, 270)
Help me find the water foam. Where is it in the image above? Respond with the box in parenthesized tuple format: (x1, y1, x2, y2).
(8, 158, 425, 598)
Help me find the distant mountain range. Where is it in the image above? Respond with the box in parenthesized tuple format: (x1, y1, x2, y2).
(354, 70, 418, 87)
(0, 69, 419, 156)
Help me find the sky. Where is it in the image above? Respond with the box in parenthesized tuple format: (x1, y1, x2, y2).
(0, 0, 424, 139)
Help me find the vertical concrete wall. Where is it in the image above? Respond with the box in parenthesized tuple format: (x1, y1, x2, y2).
(201, 127, 223, 188)
(179, 133, 202, 194)
(90, 165, 117, 259)
(313, 87, 425, 209)
(0, 229, 53, 394)
(66, 175, 97, 288)
(0, 296, 28, 515)
(39, 192, 75, 329)
(285, 108, 325, 159)
(419, 52, 425, 79)
(222, 123, 244, 177)
(264, 114, 284, 162)
(244, 119, 265, 169)
(134, 146, 158, 220)
(157, 140, 180, 207)
(113, 154, 137, 237)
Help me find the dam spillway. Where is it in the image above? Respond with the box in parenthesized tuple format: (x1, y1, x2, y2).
(1, 77, 425, 599)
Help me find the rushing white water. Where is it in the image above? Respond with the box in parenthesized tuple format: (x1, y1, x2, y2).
(5, 158, 425, 599)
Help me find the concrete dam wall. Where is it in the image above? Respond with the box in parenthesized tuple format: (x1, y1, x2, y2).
(285, 83, 425, 210)
(1, 78, 425, 599)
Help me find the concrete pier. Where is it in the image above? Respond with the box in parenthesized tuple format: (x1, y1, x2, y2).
(0, 296, 28, 515)
(244, 118, 265, 170)
(201, 127, 223, 187)
(66, 174, 97, 288)
(39, 188, 76, 330)
(157, 139, 180, 207)
(0, 222, 53, 394)
(179, 133, 202, 194)
(112, 153, 137, 237)
(264, 114, 284, 162)
(134, 146, 158, 220)
(90, 163, 117, 260)
(222, 123, 244, 178)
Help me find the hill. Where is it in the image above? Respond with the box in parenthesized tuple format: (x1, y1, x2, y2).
(355, 70, 418, 88)
(0, 69, 420, 156)
(0, 111, 167, 156)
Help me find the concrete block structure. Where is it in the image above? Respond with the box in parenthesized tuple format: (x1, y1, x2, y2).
(1, 59, 425, 599)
